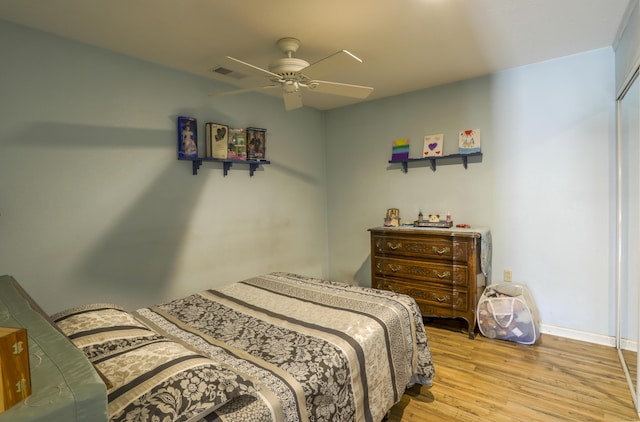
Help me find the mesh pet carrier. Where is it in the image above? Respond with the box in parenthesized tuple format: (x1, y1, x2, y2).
(477, 283, 540, 345)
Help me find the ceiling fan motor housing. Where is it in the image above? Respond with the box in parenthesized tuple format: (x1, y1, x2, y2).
(268, 58, 309, 77)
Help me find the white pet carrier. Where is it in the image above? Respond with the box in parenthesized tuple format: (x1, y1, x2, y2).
(477, 283, 540, 345)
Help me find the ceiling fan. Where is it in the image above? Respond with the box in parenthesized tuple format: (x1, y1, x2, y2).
(211, 37, 374, 110)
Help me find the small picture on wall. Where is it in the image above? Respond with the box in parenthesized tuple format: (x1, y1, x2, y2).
(178, 116, 198, 158)
(459, 129, 481, 154)
(423, 134, 443, 157)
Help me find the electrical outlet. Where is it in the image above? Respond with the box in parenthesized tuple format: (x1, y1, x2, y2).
(504, 269, 513, 282)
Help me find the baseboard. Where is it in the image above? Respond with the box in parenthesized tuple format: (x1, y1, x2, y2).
(621, 337, 639, 352)
(540, 323, 617, 347)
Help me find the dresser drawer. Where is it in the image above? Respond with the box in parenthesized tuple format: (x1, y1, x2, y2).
(373, 256, 468, 287)
(374, 277, 469, 314)
(372, 234, 469, 263)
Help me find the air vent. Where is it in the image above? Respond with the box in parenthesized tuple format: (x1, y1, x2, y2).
(210, 66, 248, 80)
(212, 66, 232, 75)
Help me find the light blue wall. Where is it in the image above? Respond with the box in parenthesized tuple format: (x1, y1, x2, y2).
(325, 48, 616, 338)
(0, 19, 620, 340)
(0, 20, 329, 313)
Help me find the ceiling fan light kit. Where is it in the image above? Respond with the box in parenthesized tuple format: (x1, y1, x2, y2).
(211, 37, 374, 110)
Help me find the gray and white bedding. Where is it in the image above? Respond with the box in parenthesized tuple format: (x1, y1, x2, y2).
(53, 272, 435, 422)
(52, 303, 257, 422)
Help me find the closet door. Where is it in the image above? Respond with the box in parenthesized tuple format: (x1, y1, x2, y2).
(618, 70, 640, 412)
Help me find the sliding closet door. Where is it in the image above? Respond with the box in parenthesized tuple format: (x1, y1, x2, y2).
(618, 70, 640, 412)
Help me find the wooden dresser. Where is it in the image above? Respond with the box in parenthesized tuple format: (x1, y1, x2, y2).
(369, 227, 487, 339)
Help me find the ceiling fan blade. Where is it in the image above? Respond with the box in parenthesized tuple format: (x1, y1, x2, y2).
(307, 80, 374, 99)
(224, 56, 281, 79)
(302, 50, 363, 80)
(209, 85, 280, 97)
(283, 90, 303, 110)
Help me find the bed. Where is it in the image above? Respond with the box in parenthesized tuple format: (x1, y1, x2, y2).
(0, 272, 435, 422)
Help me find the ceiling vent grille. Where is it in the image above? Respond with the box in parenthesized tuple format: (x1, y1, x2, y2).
(210, 66, 248, 80)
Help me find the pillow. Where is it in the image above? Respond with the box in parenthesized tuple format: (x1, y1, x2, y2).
(51, 304, 161, 359)
(52, 304, 256, 422)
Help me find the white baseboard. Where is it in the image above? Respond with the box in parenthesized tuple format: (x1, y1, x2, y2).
(540, 323, 617, 347)
(621, 337, 639, 352)
(540, 324, 638, 352)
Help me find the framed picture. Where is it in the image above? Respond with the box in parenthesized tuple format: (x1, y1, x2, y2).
(205, 122, 229, 159)
(384, 208, 400, 227)
(177, 116, 198, 158)
(459, 129, 481, 154)
(423, 134, 443, 157)
(246, 127, 267, 160)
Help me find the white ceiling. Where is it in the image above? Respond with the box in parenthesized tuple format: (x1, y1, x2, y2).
(0, 0, 633, 110)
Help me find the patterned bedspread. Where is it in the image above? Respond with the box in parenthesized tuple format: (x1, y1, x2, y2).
(135, 273, 435, 422)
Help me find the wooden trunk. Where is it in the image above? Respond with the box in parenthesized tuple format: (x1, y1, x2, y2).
(0, 327, 31, 412)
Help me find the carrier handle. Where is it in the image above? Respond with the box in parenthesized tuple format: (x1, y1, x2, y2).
(487, 298, 515, 328)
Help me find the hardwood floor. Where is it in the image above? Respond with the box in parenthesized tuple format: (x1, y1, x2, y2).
(388, 320, 639, 421)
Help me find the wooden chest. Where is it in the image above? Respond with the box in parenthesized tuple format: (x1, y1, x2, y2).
(370, 227, 486, 339)
(0, 327, 31, 412)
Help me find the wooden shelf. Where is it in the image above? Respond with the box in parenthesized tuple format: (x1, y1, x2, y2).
(179, 157, 270, 176)
(389, 152, 482, 172)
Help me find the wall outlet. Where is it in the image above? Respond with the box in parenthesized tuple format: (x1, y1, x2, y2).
(504, 269, 513, 282)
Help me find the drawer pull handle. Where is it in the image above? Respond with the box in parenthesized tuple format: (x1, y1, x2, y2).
(387, 242, 402, 250)
(388, 264, 401, 272)
(432, 246, 450, 255)
(434, 271, 451, 279)
(433, 294, 450, 303)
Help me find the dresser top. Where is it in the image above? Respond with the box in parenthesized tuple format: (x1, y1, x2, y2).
(369, 226, 489, 238)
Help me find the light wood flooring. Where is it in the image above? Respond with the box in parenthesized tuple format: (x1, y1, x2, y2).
(387, 320, 639, 421)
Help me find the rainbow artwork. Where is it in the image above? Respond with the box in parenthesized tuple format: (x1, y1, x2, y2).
(391, 138, 410, 161)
